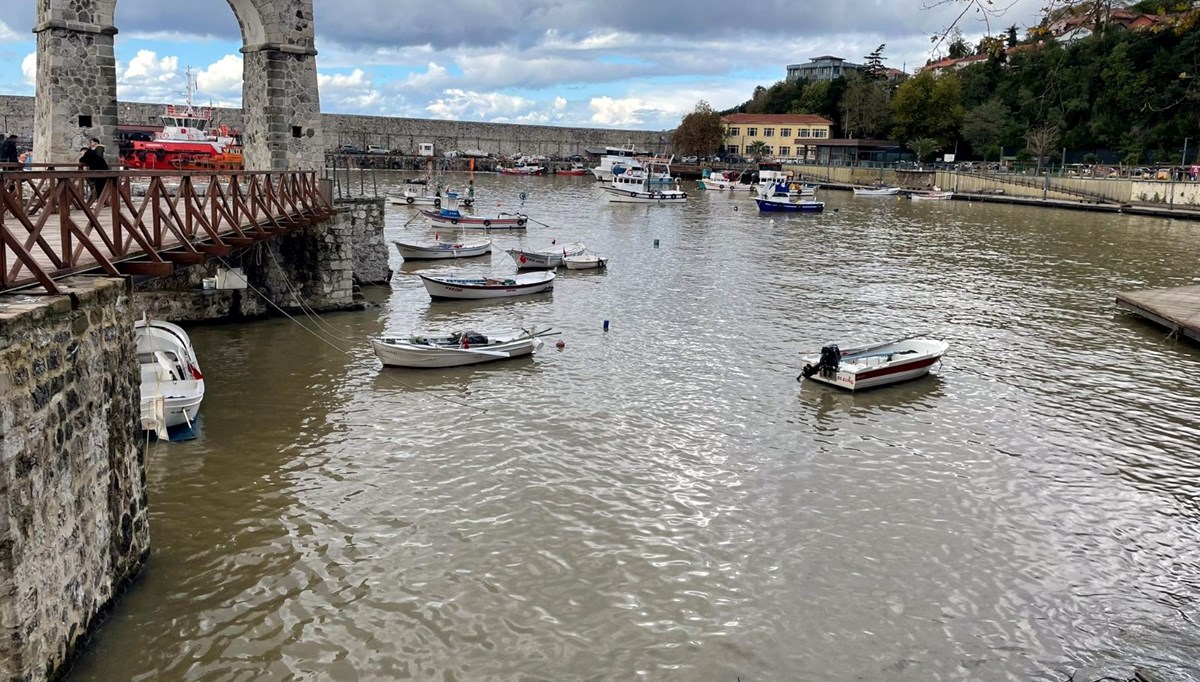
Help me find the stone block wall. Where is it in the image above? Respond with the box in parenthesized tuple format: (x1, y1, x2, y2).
(336, 198, 390, 286)
(0, 277, 149, 681)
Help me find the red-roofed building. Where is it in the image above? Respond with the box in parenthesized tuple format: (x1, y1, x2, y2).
(721, 114, 834, 161)
(920, 54, 989, 76)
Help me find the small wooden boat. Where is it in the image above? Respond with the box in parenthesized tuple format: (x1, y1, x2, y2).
(419, 270, 555, 300)
(563, 253, 608, 270)
(507, 242, 587, 269)
(499, 162, 545, 175)
(135, 317, 204, 438)
(388, 185, 474, 208)
(798, 337, 949, 391)
(372, 328, 552, 368)
(909, 190, 954, 201)
(394, 238, 491, 260)
(853, 186, 900, 196)
(422, 208, 528, 229)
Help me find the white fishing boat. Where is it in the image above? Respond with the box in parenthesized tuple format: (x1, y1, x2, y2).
(507, 242, 587, 269)
(372, 328, 552, 368)
(755, 181, 825, 213)
(563, 253, 608, 270)
(419, 270, 556, 300)
(909, 189, 954, 201)
(602, 157, 687, 204)
(798, 336, 949, 391)
(135, 317, 204, 437)
(698, 169, 755, 191)
(853, 186, 901, 196)
(394, 238, 491, 260)
(388, 184, 474, 208)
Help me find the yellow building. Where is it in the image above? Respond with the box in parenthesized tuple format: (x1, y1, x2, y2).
(721, 113, 833, 161)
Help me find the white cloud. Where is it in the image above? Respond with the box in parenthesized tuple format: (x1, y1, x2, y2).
(399, 62, 450, 90)
(426, 88, 535, 121)
(196, 54, 242, 99)
(20, 52, 35, 86)
(318, 69, 383, 111)
(123, 49, 178, 82)
(589, 96, 654, 127)
(0, 20, 22, 44)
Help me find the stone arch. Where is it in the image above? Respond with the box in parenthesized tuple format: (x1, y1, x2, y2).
(33, 0, 324, 170)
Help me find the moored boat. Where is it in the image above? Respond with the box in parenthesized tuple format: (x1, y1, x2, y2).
(754, 181, 824, 213)
(372, 328, 552, 368)
(602, 157, 687, 204)
(557, 162, 589, 176)
(563, 253, 608, 270)
(853, 186, 901, 196)
(394, 238, 492, 260)
(421, 206, 528, 229)
(419, 270, 556, 300)
(499, 162, 545, 175)
(120, 69, 242, 171)
(507, 242, 587, 269)
(135, 316, 205, 438)
(798, 336, 949, 390)
(909, 190, 954, 201)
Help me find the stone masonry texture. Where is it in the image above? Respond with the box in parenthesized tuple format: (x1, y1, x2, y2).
(0, 277, 149, 681)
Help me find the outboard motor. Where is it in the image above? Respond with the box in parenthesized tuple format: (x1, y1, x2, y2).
(799, 344, 841, 381)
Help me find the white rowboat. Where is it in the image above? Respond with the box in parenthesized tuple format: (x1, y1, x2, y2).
(419, 270, 555, 300)
(135, 317, 204, 437)
(563, 253, 608, 270)
(507, 242, 586, 269)
(394, 239, 491, 260)
(372, 329, 548, 368)
(798, 337, 949, 391)
(853, 186, 900, 196)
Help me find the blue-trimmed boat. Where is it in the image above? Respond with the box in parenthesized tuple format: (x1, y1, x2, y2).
(754, 181, 824, 213)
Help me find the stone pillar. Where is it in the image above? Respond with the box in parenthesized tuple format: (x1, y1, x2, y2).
(335, 198, 391, 285)
(0, 278, 149, 681)
(240, 47, 324, 171)
(238, 214, 357, 312)
(32, 2, 118, 165)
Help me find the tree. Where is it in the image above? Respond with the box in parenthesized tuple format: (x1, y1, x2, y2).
(891, 72, 965, 143)
(1006, 25, 1019, 48)
(908, 137, 943, 165)
(961, 99, 1011, 160)
(863, 44, 888, 79)
(671, 101, 725, 158)
(947, 28, 971, 59)
(746, 140, 770, 162)
(1025, 123, 1060, 173)
(840, 74, 892, 139)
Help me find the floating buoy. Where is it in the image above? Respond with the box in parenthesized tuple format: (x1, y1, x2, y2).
(603, 320, 610, 331)
(555, 339, 565, 349)
(653, 239, 660, 248)
(733, 206, 738, 211)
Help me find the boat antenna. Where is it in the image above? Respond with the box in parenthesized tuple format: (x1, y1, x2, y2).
(181, 66, 198, 113)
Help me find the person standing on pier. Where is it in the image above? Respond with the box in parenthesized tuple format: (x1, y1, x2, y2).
(1, 134, 19, 165)
(79, 144, 110, 204)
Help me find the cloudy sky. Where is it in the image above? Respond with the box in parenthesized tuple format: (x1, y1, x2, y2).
(0, 0, 1046, 131)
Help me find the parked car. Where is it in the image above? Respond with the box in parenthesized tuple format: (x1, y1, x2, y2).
(337, 144, 364, 154)
(681, 156, 698, 164)
(366, 145, 389, 155)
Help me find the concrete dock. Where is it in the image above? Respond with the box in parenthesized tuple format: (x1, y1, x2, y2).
(1116, 285, 1200, 343)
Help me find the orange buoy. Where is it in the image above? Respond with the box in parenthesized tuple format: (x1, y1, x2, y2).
(555, 339, 565, 349)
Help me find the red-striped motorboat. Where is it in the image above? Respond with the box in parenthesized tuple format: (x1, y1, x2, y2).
(798, 337, 949, 390)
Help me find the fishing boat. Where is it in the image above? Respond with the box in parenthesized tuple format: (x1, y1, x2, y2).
(909, 189, 954, 201)
(393, 238, 491, 260)
(563, 253, 608, 270)
(421, 199, 528, 229)
(499, 161, 545, 175)
(798, 336, 949, 391)
(754, 181, 825, 213)
(372, 328, 552, 368)
(120, 68, 242, 171)
(602, 157, 687, 204)
(507, 242, 587, 269)
(557, 162, 589, 176)
(853, 186, 901, 196)
(419, 270, 556, 300)
(135, 316, 204, 438)
(698, 169, 755, 191)
(590, 145, 644, 181)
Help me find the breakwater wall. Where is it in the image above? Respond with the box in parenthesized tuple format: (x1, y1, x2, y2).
(0, 95, 669, 160)
(0, 278, 149, 681)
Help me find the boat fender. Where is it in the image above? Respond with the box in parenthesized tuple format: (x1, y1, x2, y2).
(451, 218, 458, 225)
(434, 198, 441, 207)
(406, 196, 414, 204)
(517, 218, 527, 227)
(483, 219, 491, 227)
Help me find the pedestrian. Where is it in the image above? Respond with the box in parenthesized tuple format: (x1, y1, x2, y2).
(0, 134, 19, 166)
(79, 144, 110, 204)
(89, 137, 106, 161)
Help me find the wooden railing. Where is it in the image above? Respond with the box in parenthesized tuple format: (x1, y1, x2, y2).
(0, 169, 333, 294)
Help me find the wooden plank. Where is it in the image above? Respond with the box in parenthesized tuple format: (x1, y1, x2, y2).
(162, 252, 208, 265)
(1116, 285, 1200, 344)
(118, 261, 175, 276)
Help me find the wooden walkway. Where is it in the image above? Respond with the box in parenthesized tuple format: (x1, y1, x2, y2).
(1116, 285, 1200, 344)
(1, 170, 332, 294)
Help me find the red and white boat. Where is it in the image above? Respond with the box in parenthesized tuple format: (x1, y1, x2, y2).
(798, 337, 949, 390)
(557, 163, 589, 176)
(499, 162, 545, 175)
(121, 70, 243, 171)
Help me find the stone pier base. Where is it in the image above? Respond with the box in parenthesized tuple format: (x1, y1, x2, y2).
(0, 278, 149, 681)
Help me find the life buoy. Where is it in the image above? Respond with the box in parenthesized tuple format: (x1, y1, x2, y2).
(406, 196, 414, 204)
(451, 218, 458, 225)
(434, 198, 441, 207)
(517, 218, 527, 227)
(483, 219, 491, 227)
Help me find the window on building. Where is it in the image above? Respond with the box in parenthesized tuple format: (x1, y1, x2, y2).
(728, 127, 740, 136)
(763, 128, 774, 137)
(746, 127, 757, 137)
(780, 128, 792, 138)
(814, 129, 827, 138)
(778, 146, 790, 157)
(763, 145, 773, 154)
(799, 129, 811, 138)
(725, 145, 739, 155)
